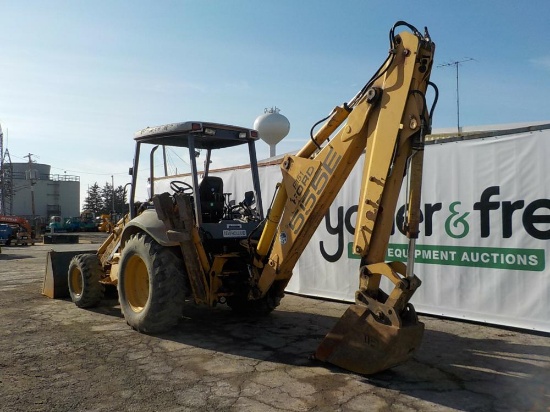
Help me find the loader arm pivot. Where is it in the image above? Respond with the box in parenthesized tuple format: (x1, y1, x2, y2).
(253, 22, 436, 374)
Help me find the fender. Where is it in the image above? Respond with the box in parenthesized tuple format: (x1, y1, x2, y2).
(121, 208, 179, 247)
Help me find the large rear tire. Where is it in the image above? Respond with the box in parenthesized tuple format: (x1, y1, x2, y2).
(118, 233, 186, 334)
(68, 253, 105, 308)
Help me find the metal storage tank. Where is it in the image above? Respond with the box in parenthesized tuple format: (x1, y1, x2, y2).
(10, 162, 80, 222)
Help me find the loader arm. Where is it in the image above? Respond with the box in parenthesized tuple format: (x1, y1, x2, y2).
(252, 23, 436, 374)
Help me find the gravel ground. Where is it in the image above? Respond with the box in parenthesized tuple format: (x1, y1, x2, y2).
(0, 236, 549, 411)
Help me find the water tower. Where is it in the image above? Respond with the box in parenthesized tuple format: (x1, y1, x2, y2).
(254, 107, 290, 157)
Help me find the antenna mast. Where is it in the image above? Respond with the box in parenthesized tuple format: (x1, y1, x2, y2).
(438, 58, 474, 134)
(0, 124, 3, 214)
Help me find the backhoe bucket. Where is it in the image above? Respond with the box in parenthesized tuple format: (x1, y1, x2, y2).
(315, 303, 424, 375)
(42, 250, 95, 298)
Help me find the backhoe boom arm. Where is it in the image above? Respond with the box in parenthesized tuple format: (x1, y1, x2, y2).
(255, 27, 435, 293)
(253, 23, 436, 374)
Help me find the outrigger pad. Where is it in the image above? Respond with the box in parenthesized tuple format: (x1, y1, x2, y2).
(42, 250, 96, 299)
(314, 303, 424, 375)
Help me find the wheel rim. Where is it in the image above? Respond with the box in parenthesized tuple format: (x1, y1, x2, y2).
(124, 254, 150, 313)
(69, 266, 83, 297)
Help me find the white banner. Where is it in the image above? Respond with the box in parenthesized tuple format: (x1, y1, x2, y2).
(158, 125, 550, 332)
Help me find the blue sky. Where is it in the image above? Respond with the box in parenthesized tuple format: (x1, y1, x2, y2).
(1, 1, 549, 206)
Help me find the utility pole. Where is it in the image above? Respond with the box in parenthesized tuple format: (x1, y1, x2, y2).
(23, 153, 37, 227)
(438, 58, 474, 135)
(111, 175, 115, 214)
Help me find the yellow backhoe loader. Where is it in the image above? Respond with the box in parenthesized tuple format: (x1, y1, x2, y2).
(43, 21, 437, 375)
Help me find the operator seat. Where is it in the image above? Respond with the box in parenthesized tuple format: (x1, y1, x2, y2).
(199, 176, 224, 222)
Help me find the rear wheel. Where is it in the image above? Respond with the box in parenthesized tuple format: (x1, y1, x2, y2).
(118, 233, 186, 334)
(68, 253, 105, 308)
(227, 287, 283, 315)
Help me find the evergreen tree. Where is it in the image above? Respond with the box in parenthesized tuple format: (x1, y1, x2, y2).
(101, 182, 113, 214)
(114, 185, 128, 214)
(84, 182, 129, 215)
(83, 183, 103, 215)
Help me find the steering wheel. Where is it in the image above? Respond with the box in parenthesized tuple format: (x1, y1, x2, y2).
(170, 180, 194, 194)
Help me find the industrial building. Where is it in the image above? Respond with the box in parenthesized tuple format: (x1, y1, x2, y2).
(1, 161, 80, 223)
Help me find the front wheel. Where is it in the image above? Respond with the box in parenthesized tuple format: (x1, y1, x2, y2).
(68, 253, 105, 308)
(118, 233, 186, 334)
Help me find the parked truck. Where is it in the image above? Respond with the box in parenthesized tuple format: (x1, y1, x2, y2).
(0, 215, 34, 245)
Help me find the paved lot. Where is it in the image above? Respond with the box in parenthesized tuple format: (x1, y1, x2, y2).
(1, 237, 549, 411)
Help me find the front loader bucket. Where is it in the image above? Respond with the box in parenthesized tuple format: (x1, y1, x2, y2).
(42, 250, 96, 298)
(314, 303, 424, 375)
